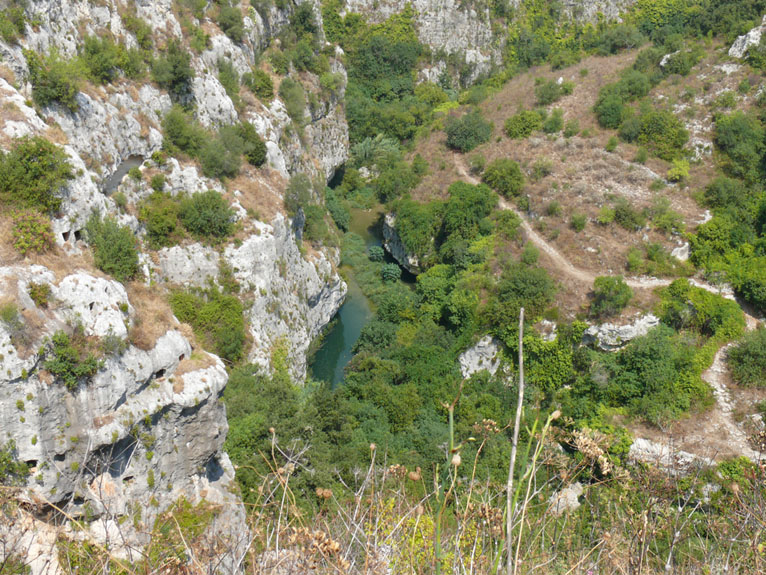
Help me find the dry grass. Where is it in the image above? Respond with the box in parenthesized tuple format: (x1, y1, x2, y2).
(228, 166, 287, 222)
(0, 64, 16, 84)
(126, 281, 178, 350)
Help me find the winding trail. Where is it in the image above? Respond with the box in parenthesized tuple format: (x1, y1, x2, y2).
(454, 155, 673, 290)
(454, 154, 764, 462)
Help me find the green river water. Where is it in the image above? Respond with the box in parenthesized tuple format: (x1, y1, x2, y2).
(309, 208, 382, 386)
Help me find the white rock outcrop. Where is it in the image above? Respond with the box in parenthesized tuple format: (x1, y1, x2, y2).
(382, 213, 421, 274)
(0, 267, 247, 569)
(582, 314, 661, 351)
(459, 335, 502, 379)
(225, 215, 347, 380)
(629, 438, 715, 474)
(729, 16, 766, 59)
(548, 482, 583, 516)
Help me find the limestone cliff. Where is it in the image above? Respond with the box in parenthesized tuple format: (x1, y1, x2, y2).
(0, 0, 349, 569)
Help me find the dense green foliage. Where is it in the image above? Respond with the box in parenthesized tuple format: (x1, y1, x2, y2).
(45, 330, 102, 391)
(0, 1, 26, 43)
(178, 190, 234, 240)
(86, 213, 140, 282)
(169, 286, 245, 364)
(0, 441, 28, 486)
(591, 276, 633, 318)
(504, 110, 543, 139)
(24, 49, 81, 111)
(444, 109, 493, 152)
(242, 68, 274, 101)
(217, 1, 244, 43)
(0, 137, 73, 212)
(534, 77, 574, 105)
(139, 192, 182, 248)
(152, 40, 194, 100)
(482, 159, 525, 198)
(728, 328, 766, 387)
(80, 35, 145, 83)
(162, 107, 258, 179)
(11, 210, 55, 255)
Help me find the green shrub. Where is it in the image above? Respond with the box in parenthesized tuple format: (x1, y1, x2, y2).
(649, 196, 684, 234)
(729, 328, 766, 387)
(150, 174, 166, 192)
(634, 146, 648, 164)
(445, 109, 492, 152)
(242, 69, 274, 101)
(597, 206, 615, 225)
(325, 188, 350, 231)
(28, 282, 52, 308)
(217, 2, 244, 42)
(667, 158, 689, 182)
(504, 110, 542, 139)
(381, 263, 402, 283)
(563, 119, 579, 138)
(128, 166, 142, 181)
(284, 173, 314, 216)
(236, 122, 267, 167)
(531, 158, 553, 181)
(570, 213, 587, 232)
(152, 40, 194, 100)
(0, 441, 28, 486)
(178, 190, 234, 240)
(618, 115, 642, 142)
(534, 77, 574, 105)
(468, 154, 486, 175)
(542, 108, 564, 133)
(482, 158, 525, 198)
(0, 3, 26, 43)
(637, 108, 689, 161)
(605, 136, 619, 152)
(169, 286, 245, 363)
(414, 82, 448, 106)
(24, 49, 81, 111)
(11, 210, 55, 255)
(45, 330, 102, 391)
(0, 303, 24, 345)
(594, 93, 625, 129)
(80, 35, 122, 84)
(279, 78, 306, 125)
(199, 138, 241, 179)
(0, 136, 73, 211)
(162, 106, 206, 156)
(368, 246, 385, 262)
(218, 58, 240, 107)
(521, 242, 539, 265)
(302, 204, 331, 244)
(123, 13, 153, 50)
(139, 192, 181, 248)
(86, 213, 140, 282)
(614, 200, 646, 231)
(546, 201, 562, 217)
(591, 276, 633, 318)
(714, 111, 765, 184)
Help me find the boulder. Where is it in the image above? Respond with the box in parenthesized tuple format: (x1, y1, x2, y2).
(583, 314, 660, 351)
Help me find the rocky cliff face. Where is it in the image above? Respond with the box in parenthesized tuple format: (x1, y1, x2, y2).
(0, 266, 247, 572)
(0, 0, 349, 568)
(344, 0, 499, 83)
(382, 213, 421, 274)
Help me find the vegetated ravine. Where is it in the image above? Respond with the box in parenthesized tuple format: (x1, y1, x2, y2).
(310, 207, 412, 386)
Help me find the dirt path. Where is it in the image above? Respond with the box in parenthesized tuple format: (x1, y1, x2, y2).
(455, 154, 683, 291)
(700, 343, 760, 460)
